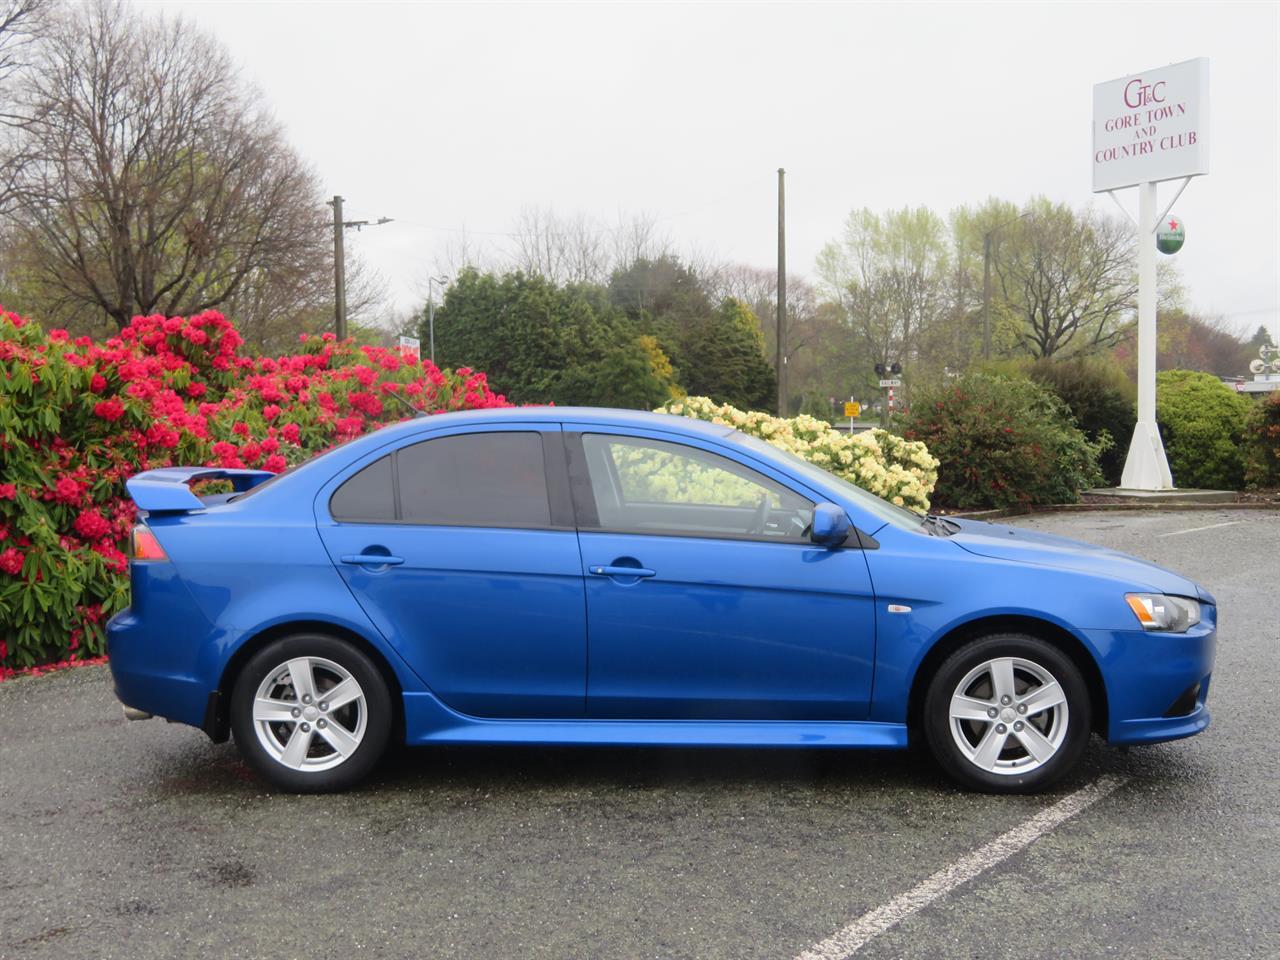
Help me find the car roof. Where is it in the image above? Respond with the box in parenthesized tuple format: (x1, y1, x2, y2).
(346, 406, 735, 451)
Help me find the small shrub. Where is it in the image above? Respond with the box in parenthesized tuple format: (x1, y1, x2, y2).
(1155, 370, 1250, 489)
(902, 373, 1106, 509)
(1028, 357, 1135, 486)
(1243, 390, 1280, 489)
(657, 396, 938, 512)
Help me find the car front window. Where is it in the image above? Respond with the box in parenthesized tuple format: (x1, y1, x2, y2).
(728, 432, 924, 533)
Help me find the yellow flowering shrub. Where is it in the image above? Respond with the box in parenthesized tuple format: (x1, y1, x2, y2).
(656, 396, 938, 513)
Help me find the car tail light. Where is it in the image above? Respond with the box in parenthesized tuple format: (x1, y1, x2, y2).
(129, 524, 169, 561)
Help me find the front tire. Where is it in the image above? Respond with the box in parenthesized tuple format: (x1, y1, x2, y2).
(230, 634, 392, 793)
(923, 633, 1091, 793)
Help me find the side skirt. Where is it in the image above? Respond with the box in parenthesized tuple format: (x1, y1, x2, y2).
(402, 693, 908, 749)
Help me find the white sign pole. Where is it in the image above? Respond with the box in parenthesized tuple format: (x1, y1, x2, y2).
(1093, 57, 1208, 491)
(1119, 181, 1174, 489)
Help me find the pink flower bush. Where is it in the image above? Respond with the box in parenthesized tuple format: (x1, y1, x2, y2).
(0, 306, 511, 676)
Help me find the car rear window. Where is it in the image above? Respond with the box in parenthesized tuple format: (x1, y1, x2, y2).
(329, 454, 395, 522)
(397, 432, 551, 527)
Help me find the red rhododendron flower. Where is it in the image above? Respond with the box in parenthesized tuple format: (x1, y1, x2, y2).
(232, 421, 250, 437)
(94, 398, 126, 421)
(280, 423, 301, 444)
(0, 547, 25, 576)
(262, 404, 281, 421)
(53, 477, 82, 505)
(90, 373, 107, 392)
(263, 454, 287, 473)
(73, 509, 113, 540)
(0, 484, 16, 500)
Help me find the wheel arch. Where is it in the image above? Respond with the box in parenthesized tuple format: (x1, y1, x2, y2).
(205, 619, 406, 744)
(906, 614, 1108, 741)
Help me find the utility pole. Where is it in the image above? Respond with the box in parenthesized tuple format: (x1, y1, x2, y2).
(328, 195, 393, 341)
(776, 167, 787, 417)
(331, 195, 347, 340)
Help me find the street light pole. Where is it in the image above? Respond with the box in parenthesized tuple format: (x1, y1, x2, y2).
(427, 275, 448, 365)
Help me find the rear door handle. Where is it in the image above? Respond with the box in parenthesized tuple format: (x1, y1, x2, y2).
(341, 553, 405, 566)
(589, 565, 656, 578)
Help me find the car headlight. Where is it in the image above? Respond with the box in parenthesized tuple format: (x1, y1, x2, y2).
(1125, 593, 1201, 632)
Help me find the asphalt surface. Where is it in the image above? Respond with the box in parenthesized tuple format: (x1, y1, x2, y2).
(1, 508, 1277, 960)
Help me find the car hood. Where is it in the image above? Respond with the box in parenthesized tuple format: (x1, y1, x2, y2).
(946, 518, 1214, 603)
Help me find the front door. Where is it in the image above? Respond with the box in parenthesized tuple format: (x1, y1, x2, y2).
(566, 428, 877, 721)
(316, 426, 586, 718)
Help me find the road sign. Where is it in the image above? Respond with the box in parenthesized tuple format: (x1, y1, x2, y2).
(843, 401, 861, 418)
(398, 335, 421, 361)
(1156, 215, 1185, 254)
(878, 379, 901, 388)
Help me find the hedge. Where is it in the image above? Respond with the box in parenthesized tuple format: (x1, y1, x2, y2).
(0, 308, 509, 675)
(901, 373, 1105, 509)
(1155, 370, 1251, 490)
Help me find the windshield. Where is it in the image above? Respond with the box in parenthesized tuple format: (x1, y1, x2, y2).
(729, 433, 925, 533)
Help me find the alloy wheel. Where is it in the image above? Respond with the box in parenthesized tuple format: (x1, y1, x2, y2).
(947, 656, 1069, 776)
(251, 656, 367, 772)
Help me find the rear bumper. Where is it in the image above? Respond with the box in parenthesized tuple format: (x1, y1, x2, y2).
(107, 608, 215, 731)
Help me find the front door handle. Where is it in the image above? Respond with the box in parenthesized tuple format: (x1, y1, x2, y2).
(341, 553, 405, 566)
(589, 565, 656, 578)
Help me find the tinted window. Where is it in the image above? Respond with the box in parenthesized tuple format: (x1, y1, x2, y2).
(398, 432, 551, 527)
(580, 434, 812, 539)
(329, 454, 395, 521)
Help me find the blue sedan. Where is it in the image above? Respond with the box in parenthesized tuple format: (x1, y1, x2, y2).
(107, 408, 1215, 793)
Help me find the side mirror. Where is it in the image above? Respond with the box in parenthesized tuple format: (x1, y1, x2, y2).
(810, 503, 852, 547)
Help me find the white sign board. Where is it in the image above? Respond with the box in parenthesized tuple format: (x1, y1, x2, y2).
(398, 335, 421, 360)
(878, 379, 901, 388)
(1092, 57, 1209, 192)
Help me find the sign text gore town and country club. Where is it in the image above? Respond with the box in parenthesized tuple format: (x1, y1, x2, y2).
(1092, 58, 1209, 192)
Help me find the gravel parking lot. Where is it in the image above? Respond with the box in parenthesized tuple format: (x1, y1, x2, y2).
(2, 508, 1277, 960)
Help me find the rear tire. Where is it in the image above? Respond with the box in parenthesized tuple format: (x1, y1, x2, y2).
(922, 633, 1091, 794)
(230, 633, 392, 793)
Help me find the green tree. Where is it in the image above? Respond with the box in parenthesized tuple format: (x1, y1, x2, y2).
(424, 269, 627, 405)
(815, 206, 951, 403)
(678, 298, 776, 412)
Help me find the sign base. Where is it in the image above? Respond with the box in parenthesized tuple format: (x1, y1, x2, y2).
(1119, 420, 1174, 490)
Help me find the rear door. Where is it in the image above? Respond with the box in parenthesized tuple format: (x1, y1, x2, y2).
(315, 425, 587, 718)
(565, 427, 878, 721)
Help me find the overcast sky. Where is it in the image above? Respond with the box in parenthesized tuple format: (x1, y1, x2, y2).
(154, 0, 1279, 341)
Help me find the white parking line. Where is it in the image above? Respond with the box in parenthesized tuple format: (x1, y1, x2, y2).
(793, 776, 1125, 960)
(1156, 520, 1244, 538)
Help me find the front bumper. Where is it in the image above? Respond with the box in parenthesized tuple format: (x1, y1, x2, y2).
(1084, 613, 1216, 746)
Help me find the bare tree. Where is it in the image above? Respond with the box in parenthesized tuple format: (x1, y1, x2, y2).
(1, 0, 337, 332)
(994, 201, 1138, 359)
(0, 0, 49, 209)
(508, 206, 672, 285)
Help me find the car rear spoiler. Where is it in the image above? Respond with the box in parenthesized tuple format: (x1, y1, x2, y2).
(125, 467, 276, 513)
